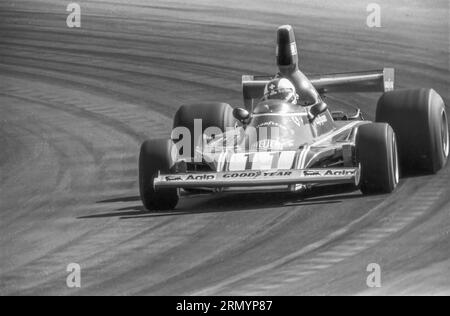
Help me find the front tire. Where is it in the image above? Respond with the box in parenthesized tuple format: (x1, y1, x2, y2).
(139, 139, 179, 211)
(376, 88, 449, 174)
(356, 123, 400, 194)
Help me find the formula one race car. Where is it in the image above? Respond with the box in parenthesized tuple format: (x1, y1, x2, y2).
(139, 25, 449, 210)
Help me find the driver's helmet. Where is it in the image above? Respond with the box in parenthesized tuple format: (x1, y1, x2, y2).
(263, 78, 298, 104)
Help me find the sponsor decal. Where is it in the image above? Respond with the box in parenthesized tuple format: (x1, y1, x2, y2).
(303, 169, 357, 177)
(384, 79, 394, 91)
(277, 44, 298, 57)
(313, 114, 328, 127)
(324, 169, 357, 176)
(253, 139, 284, 151)
(166, 175, 183, 181)
(163, 169, 357, 184)
(303, 170, 321, 176)
(223, 170, 293, 179)
(263, 171, 292, 177)
(186, 174, 216, 181)
(290, 42, 298, 56)
(224, 171, 261, 179)
(165, 174, 216, 181)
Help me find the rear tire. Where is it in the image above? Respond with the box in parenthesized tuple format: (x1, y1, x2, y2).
(139, 139, 179, 211)
(356, 123, 400, 194)
(376, 88, 449, 174)
(173, 102, 236, 158)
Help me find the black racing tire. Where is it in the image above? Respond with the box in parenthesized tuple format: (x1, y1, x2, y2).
(173, 102, 237, 159)
(356, 123, 400, 194)
(139, 139, 179, 211)
(376, 88, 449, 174)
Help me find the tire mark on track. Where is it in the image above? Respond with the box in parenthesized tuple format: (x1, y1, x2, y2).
(0, 76, 220, 295)
(194, 168, 450, 295)
(1, 0, 448, 295)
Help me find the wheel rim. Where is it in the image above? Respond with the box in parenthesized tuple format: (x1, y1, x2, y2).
(442, 110, 449, 158)
(392, 135, 400, 185)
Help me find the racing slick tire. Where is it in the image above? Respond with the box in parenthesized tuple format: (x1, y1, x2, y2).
(173, 102, 237, 159)
(376, 88, 449, 174)
(356, 123, 400, 194)
(139, 139, 179, 211)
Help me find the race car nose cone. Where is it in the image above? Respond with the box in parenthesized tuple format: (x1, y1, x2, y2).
(276, 25, 299, 68)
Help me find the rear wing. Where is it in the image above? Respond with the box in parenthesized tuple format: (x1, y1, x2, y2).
(309, 68, 395, 94)
(242, 68, 395, 109)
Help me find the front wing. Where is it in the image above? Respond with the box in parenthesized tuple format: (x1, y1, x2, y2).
(154, 167, 361, 190)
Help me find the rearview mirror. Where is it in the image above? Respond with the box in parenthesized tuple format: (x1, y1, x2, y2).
(233, 107, 251, 124)
(309, 101, 328, 121)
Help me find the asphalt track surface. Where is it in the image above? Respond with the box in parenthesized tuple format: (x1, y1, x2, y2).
(0, 0, 449, 295)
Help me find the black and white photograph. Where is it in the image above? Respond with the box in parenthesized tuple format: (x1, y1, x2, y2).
(0, 0, 449, 299)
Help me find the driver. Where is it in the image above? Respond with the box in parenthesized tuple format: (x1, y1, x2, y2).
(262, 78, 298, 104)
